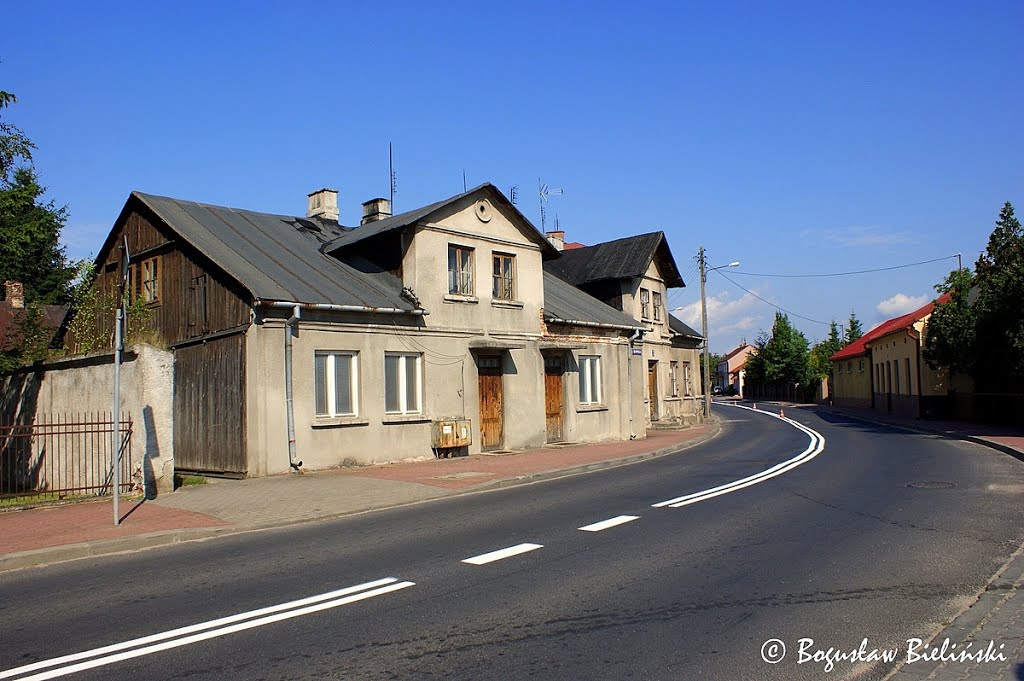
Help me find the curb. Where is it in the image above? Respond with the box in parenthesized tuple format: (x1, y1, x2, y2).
(0, 419, 723, 574)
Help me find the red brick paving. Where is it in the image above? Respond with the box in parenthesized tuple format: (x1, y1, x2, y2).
(0, 499, 227, 555)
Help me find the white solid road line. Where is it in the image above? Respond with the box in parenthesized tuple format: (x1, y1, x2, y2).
(578, 515, 640, 532)
(462, 543, 544, 565)
(653, 404, 826, 509)
(0, 578, 414, 681)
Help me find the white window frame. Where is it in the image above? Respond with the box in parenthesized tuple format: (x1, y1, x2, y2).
(653, 291, 663, 321)
(669, 360, 679, 397)
(448, 245, 474, 296)
(579, 355, 602, 405)
(385, 352, 423, 415)
(683, 361, 693, 396)
(314, 351, 359, 418)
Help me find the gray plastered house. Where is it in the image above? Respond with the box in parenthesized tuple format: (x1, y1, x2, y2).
(72, 183, 703, 477)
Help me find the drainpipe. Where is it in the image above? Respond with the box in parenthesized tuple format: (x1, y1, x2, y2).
(284, 305, 302, 472)
(263, 300, 428, 474)
(626, 328, 643, 439)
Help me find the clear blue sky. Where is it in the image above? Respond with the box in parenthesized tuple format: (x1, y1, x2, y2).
(4, 1, 1021, 353)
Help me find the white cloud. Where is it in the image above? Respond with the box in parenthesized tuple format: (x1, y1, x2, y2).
(672, 291, 767, 351)
(876, 293, 929, 316)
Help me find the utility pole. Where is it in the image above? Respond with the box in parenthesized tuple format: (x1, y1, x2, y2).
(699, 247, 711, 419)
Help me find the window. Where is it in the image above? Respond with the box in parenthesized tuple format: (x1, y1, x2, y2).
(893, 361, 900, 395)
(837, 363, 842, 375)
(684, 362, 693, 396)
(492, 253, 515, 300)
(448, 245, 473, 295)
(653, 292, 663, 321)
(859, 360, 864, 372)
(669, 361, 679, 397)
(847, 361, 852, 373)
(315, 352, 358, 417)
(187, 274, 208, 338)
(640, 288, 650, 319)
(579, 355, 602, 405)
(131, 256, 161, 304)
(905, 358, 912, 394)
(385, 353, 422, 414)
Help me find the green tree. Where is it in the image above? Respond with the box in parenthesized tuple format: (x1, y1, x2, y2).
(809, 320, 844, 379)
(746, 313, 811, 392)
(0, 90, 34, 182)
(973, 202, 1024, 389)
(922, 268, 976, 377)
(845, 310, 864, 344)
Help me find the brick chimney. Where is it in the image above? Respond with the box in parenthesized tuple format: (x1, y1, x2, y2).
(307, 188, 339, 221)
(545, 230, 565, 251)
(4, 281, 24, 309)
(361, 198, 392, 225)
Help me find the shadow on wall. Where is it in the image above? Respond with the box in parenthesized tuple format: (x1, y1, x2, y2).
(142, 404, 159, 499)
(0, 370, 43, 494)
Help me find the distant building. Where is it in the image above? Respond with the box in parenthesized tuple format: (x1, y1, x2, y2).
(717, 343, 753, 396)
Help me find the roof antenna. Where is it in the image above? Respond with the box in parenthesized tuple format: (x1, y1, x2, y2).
(538, 178, 563, 232)
(509, 185, 519, 204)
(389, 143, 397, 210)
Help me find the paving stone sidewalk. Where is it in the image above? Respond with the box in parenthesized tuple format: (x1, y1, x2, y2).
(0, 424, 717, 572)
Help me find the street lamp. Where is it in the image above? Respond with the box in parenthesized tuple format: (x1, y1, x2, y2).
(698, 247, 739, 419)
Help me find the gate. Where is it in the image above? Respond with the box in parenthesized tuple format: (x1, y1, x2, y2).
(173, 332, 247, 475)
(0, 412, 133, 505)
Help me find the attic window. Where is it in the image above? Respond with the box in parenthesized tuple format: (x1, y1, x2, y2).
(130, 256, 161, 305)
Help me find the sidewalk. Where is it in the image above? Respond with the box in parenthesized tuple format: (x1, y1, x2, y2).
(0, 423, 718, 573)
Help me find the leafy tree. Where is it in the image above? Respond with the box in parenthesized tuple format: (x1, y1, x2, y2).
(922, 268, 976, 377)
(844, 310, 864, 344)
(973, 202, 1024, 389)
(0, 90, 33, 182)
(745, 313, 811, 391)
(809, 320, 844, 379)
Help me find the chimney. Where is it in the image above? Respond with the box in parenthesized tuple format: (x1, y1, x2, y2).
(545, 230, 565, 251)
(361, 197, 392, 225)
(307, 188, 339, 221)
(4, 281, 24, 309)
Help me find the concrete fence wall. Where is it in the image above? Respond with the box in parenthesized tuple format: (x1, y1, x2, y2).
(0, 344, 174, 496)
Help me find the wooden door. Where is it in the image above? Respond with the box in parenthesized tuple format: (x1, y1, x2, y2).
(478, 356, 504, 450)
(648, 361, 658, 420)
(544, 355, 564, 442)
(174, 332, 247, 474)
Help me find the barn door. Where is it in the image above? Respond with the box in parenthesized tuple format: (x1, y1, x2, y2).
(477, 355, 504, 450)
(544, 354, 564, 443)
(648, 361, 659, 420)
(173, 333, 247, 475)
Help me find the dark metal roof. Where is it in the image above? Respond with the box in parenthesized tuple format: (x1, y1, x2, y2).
(0, 302, 67, 350)
(323, 183, 559, 258)
(668, 314, 703, 340)
(547, 232, 685, 288)
(543, 272, 644, 330)
(132, 192, 412, 309)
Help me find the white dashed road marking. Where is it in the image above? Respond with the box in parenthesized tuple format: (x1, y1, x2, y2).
(462, 543, 544, 565)
(578, 515, 640, 532)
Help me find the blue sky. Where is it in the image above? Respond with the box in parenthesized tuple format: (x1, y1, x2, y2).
(3, 1, 1021, 353)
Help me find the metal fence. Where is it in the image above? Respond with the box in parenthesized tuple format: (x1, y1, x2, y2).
(0, 412, 133, 505)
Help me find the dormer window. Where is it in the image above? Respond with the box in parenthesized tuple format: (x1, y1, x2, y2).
(448, 245, 474, 295)
(640, 288, 651, 319)
(653, 291, 662, 321)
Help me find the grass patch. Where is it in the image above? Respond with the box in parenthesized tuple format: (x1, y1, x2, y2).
(0, 492, 95, 508)
(174, 473, 208, 489)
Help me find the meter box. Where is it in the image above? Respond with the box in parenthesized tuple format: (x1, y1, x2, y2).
(431, 419, 472, 448)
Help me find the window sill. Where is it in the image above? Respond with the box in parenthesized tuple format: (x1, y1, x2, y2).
(663, 396, 681, 402)
(311, 416, 369, 429)
(444, 294, 478, 304)
(576, 404, 608, 413)
(491, 299, 524, 309)
(382, 414, 432, 425)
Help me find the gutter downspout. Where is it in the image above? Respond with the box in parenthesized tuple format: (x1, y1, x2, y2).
(263, 300, 428, 474)
(626, 328, 644, 439)
(285, 305, 302, 472)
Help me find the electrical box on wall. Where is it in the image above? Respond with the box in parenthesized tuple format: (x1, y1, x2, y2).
(431, 419, 472, 448)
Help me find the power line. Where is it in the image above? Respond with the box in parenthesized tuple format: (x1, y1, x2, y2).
(714, 270, 828, 326)
(729, 254, 959, 279)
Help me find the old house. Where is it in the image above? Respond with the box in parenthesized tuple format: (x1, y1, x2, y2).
(716, 343, 753, 396)
(69, 183, 702, 477)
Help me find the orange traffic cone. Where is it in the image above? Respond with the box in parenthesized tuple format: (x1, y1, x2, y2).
(753, 403, 757, 410)
(780, 407, 785, 418)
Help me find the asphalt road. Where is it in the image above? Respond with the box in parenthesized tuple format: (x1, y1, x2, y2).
(1, 404, 1022, 680)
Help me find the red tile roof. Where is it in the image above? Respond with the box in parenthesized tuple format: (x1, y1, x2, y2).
(829, 292, 951, 362)
(563, 242, 586, 250)
(0, 301, 68, 351)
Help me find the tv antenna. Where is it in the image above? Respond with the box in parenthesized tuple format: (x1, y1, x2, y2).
(509, 185, 519, 204)
(538, 178, 563, 232)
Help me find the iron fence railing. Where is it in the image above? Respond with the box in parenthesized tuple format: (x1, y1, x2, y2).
(0, 412, 133, 505)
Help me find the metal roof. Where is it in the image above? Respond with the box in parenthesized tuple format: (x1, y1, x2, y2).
(668, 314, 703, 340)
(133, 192, 413, 309)
(543, 272, 645, 330)
(546, 232, 685, 288)
(323, 183, 559, 258)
